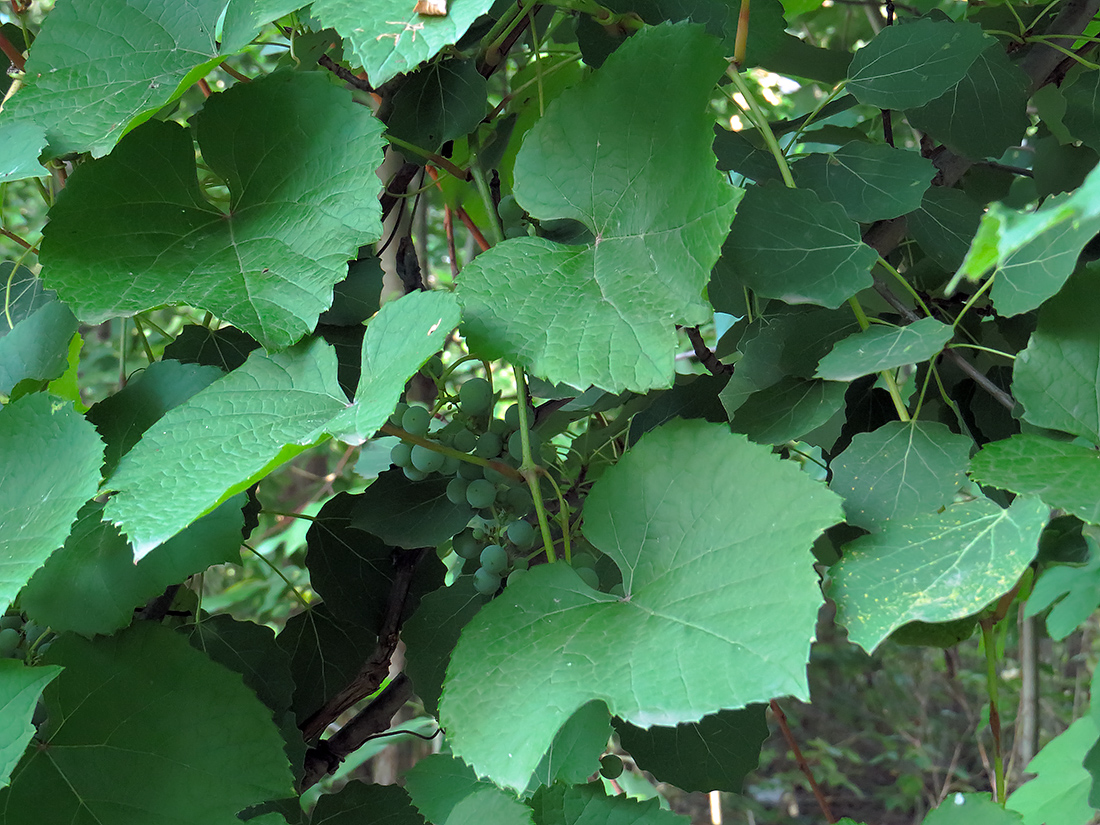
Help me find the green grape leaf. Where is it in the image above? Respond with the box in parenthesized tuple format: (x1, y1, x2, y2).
(792, 141, 934, 222)
(325, 290, 460, 445)
(221, 0, 309, 52)
(104, 339, 347, 559)
(730, 377, 847, 444)
(349, 470, 476, 549)
(720, 182, 877, 309)
(387, 59, 489, 151)
(829, 421, 972, 530)
(907, 188, 985, 272)
(0, 394, 104, 614)
(529, 784, 688, 825)
(163, 325, 261, 372)
(311, 782, 427, 825)
(615, 706, 769, 793)
(1026, 551, 1100, 640)
(0, 623, 294, 824)
(0, 661, 62, 789)
(828, 496, 1048, 653)
(1007, 717, 1098, 825)
(846, 19, 990, 111)
(1013, 271, 1100, 443)
(311, 0, 495, 87)
(970, 434, 1100, 525)
(87, 359, 225, 475)
(401, 576, 482, 716)
(924, 794, 1023, 825)
(40, 72, 386, 349)
(20, 497, 244, 637)
(989, 196, 1100, 318)
(405, 754, 535, 825)
(0, 0, 225, 162)
(906, 45, 1030, 162)
(0, 121, 48, 182)
(0, 300, 76, 398)
(816, 317, 954, 382)
(458, 23, 741, 393)
(1063, 70, 1100, 151)
(528, 701, 612, 791)
(276, 602, 376, 725)
(441, 419, 843, 789)
(0, 263, 54, 326)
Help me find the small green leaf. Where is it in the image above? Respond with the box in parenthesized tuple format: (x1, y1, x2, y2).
(104, 339, 347, 559)
(326, 290, 460, 445)
(615, 706, 769, 793)
(829, 496, 1048, 653)
(847, 19, 990, 111)
(793, 142, 934, 222)
(730, 377, 846, 444)
(221, 0, 308, 52)
(459, 23, 741, 393)
(529, 784, 688, 825)
(441, 419, 842, 789)
(0, 121, 48, 182)
(1026, 551, 1100, 640)
(0, 661, 62, 789)
(829, 421, 972, 530)
(906, 45, 1030, 162)
(816, 317, 954, 382)
(1007, 717, 1098, 825)
(387, 59, 489, 151)
(970, 434, 1100, 525)
(41, 72, 386, 349)
(1063, 70, 1100, 151)
(907, 188, 984, 272)
(1013, 272, 1100, 443)
(720, 182, 877, 309)
(310, 782, 427, 825)
(528, 701, 612, 790)
(20, 497, 244, 637)
(312, 0, 495, 87)
(0, 301, 76, 398)
(923, 793, 1023, 825)
(350, 470, 476, 549)
(0, 394, 104, 613)
(405, 754, 535, 825)
(0, 624, 294, 824)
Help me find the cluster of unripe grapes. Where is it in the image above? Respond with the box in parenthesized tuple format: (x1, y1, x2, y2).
(0, 613, 49, 660)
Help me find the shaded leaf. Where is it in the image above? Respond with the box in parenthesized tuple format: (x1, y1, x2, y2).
(615, 706, 769, 793)
(459, 24, 741, 393)
(847, 19, 989, 111)
(0, 624, 294, 824)
(0, 394, 104, 614)
(388, 59, 489, 151)
(730, 377, 846, 444)
(163, 325, 261, 372)
(441, 419, 842, 789)
(41, 72, 385, 349)
(1025, 549, 1100, 640)
(405, 754, 535, 825)
(311, 782, 427, 825)
(0, 301, 76, 398)
(816, 317, 954, 382)
(829, 421, 971, 530)
(720, 182, 877, 309)
(529, 784, 688, 825)
(529, 701, 612, 791)
(1063, 70, 1100, 152)
(907, 188, 984, 272)
(104, 339, 347, 559)
(829, 496, 1048, 653)
(1007, 717, 1098, 825)
(0, 661, 62, 789)
(350, 470, 476, 549)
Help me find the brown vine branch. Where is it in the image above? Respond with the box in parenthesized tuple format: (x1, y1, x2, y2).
(318, 53, 375, 93)
(683, 326, 733, 376)
(770, 699, 836, 823)
(0, 28, 24, 72)
(299, 547, 426, 743)
(0, 226, 37, 253)
(299, 672, 414, 791)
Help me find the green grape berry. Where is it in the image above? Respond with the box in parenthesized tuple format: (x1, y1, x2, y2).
(506, 568, 528, 586)
(465, 479, 497, 509)
(410, 444, 445, 473)
(453, 528, 482, 560)
(576, 566, 600, 589)
(479, 544, 509, 575)
(459, 378, 493, 416)
(403, 466, 429, 482)
(388, 401, 409, 427)
(440, 455, 461, 476)
(505, 486, 534, 514)
(390, 442, 413, 468)
(22, 622, 44, 649)
(473, 568, 501, 595)
(457, 461, 484, 481)
(0, 628, 20, 657)
(600, 754, 624, 780)
(401, 405, 431, 435)
(453, 428, 478, 453)
(488, 417, 510, 436)
(504, 403, 533, 431)
(0, 615, 22, 631)
(422, 355, 444, 378)
(446, 477, 469, 505)
(506, 519, 536, 549)
(609, 583, 625, 597)
(474, 431, 503, 458)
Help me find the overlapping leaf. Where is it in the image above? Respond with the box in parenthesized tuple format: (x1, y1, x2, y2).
(829, 496, 1048, 652)
(458, 23, 741, 393)
(0, 121, 48, 183)
(0, 661, 62, 789)
(387, 59, 489, 151)
(528, 702, 611, 790)
(1063, 70, 1100, 151)
(1013, 272, 1100, 443)
(907, 188, 984, 272)
(0, 624, 294, 824)
(104, 339, 347, 559)
(719, 182, 877, 309)
(816, 317, 953, 382)
(846, 19, 990, 111)
(221, 0, 309, 52)
(730, 377, 846, 444)
(1007, 717, 1098, 825)
(441, 419, 842, 789)
(405, 755, 535, 825)
(0, 300, 76, 397)
(311, 782, 427, 825)
(0, 394, 104, 613)
(41, 72, 386, 349)
(312, 0, 495, 87)
(529, 784, 688, 825)
(924, 794, 1023, 825)
(1026, 552, 1100, 640)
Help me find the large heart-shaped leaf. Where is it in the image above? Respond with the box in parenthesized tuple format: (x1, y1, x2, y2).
(41, 71, 385, 349)
(458, 23, 741, 393)
(441, 419, 842, 789)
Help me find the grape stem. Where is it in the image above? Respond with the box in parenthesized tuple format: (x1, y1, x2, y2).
(514, 365, 558, 563)
(379, 422, 525, 483)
